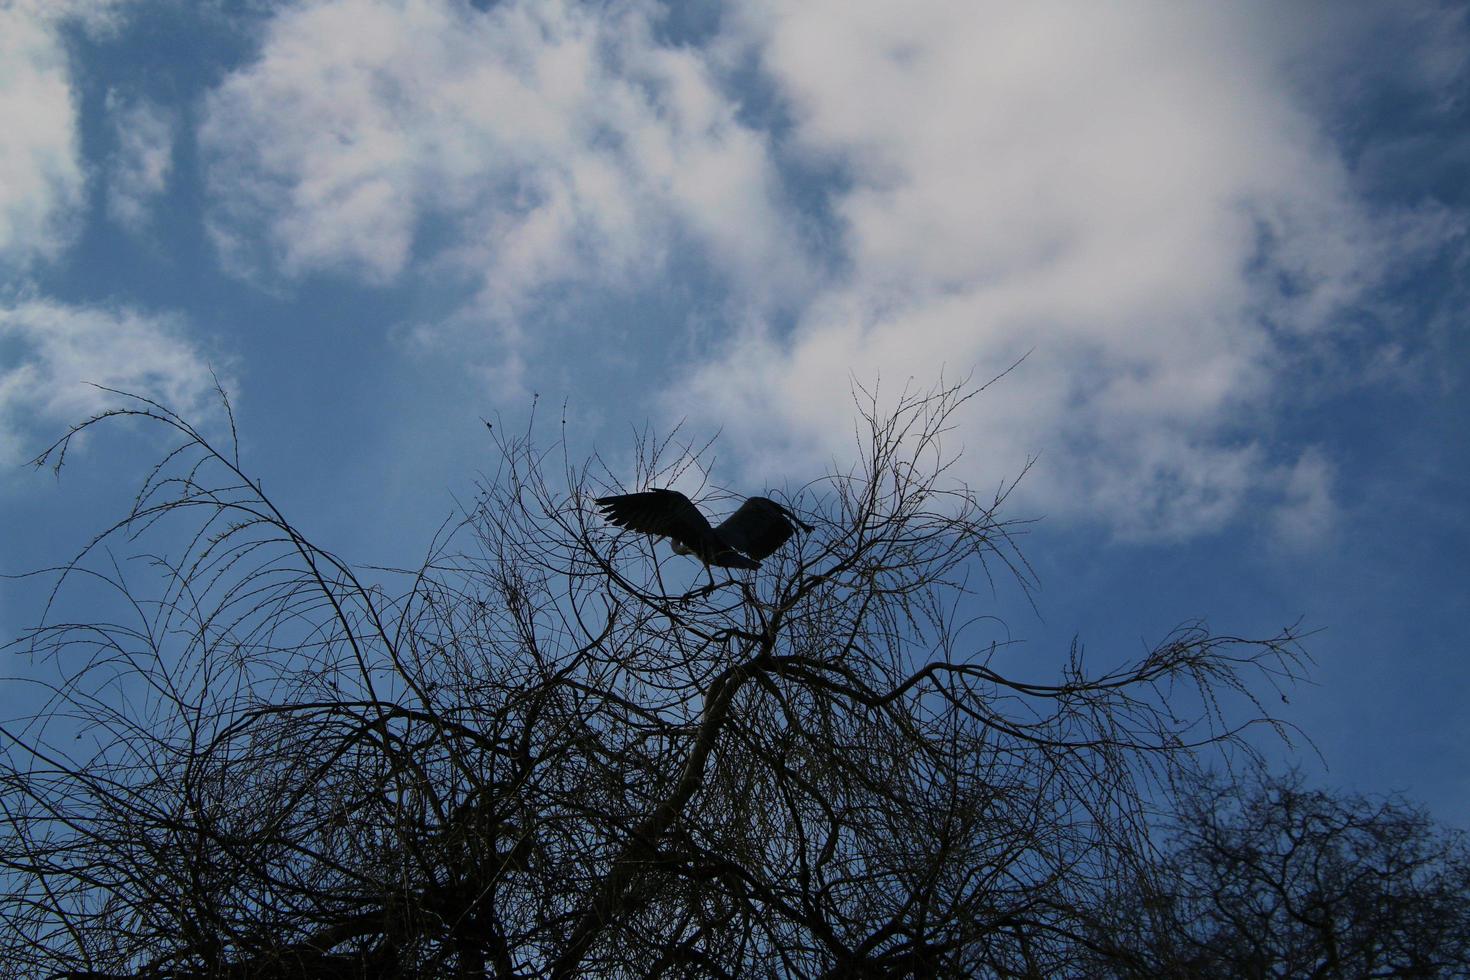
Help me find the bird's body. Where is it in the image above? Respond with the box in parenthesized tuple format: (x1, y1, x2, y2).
(595, 489, 813, 569)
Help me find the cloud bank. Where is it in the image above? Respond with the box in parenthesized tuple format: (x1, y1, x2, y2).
(196, 0, 1466, 541)
(671, 1, 1462, 539)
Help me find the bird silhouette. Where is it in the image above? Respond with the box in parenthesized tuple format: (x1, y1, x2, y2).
(595, 489, 813, 569)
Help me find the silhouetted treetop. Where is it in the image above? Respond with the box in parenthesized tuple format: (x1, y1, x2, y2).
(2, 381, 1310, 978)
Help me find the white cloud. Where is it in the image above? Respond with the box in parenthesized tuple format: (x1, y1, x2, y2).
(199, 0, 812, 355)
(665, 0, 1464, 541)
(105, 92, 176, 231)
(0, 3, 209, 472)
(194, 0, 1463, 543)
(0, 7, 85, 269)
(0, 300, 223, 468)
(0, 0, 155, 268)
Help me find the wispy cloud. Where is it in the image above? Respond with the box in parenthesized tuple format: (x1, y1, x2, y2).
(0, 7, 85, 270)
(0, 299, 225, 468)
(0, 2, 222, 473)
(105, 92, 176, 232)
(1268, 447, 1337, 551)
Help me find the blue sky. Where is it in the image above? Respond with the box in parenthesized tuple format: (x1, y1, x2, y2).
(2, 0, 1468, 818)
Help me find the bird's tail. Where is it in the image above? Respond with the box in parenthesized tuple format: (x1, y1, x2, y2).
(709, 550, 761, 570)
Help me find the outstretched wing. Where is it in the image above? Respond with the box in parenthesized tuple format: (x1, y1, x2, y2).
(716, 497, 813, 562)
(595, 489, 713, 548)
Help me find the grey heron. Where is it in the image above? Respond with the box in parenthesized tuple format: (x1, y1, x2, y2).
(595, 489, 813, 569)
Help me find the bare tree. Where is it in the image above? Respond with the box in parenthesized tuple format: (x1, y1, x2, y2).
(1080, 770, 1470, 979)
(1, 381, 1307, 978)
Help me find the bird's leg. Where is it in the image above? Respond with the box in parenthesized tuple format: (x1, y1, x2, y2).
(698, 566, 720, 599)
(684, 565, 722, 601)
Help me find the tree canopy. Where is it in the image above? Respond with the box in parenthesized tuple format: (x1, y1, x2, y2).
(0, 383, 1347, 978)
(1083, 770, 1470, 978)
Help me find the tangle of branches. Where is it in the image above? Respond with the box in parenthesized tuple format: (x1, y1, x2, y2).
(1, 381, 1308, 978)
